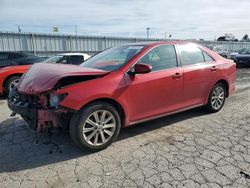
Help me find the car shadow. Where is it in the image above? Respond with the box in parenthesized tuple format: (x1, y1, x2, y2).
(0, 107, 207, 173)
(0, 92, 8, 101)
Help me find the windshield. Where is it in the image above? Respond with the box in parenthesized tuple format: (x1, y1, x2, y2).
(81, 45, 145, 71)
(241, 48, 250, 54)
(43, 55, 64, 64)
(238, 48, 246, 53)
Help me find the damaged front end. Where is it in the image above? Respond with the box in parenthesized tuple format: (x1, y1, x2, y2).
(7, 63, 110, 132)
(8, 88, 73, 132)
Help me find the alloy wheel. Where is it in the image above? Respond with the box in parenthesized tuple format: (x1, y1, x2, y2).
(211, 86, 225, 110)
(9, 79, 19, 92)
(82, 110, 116, 146)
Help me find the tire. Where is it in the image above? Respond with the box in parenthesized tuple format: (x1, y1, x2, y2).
(4, 75, 21, 94)
(205, 83, 226, 113)
(69, 102, 121, 151)
(236, 63, 243, 68)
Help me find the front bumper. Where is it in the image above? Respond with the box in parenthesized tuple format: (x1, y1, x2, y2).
(8, 97, 37, 117)
(7, 89, 73, 131)
(8, 89, 38, 129)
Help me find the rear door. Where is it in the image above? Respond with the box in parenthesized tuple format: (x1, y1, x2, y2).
(178, 44, 217, 108)
(125, 45, 183, 122)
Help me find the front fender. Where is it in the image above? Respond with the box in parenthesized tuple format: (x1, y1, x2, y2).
(55, 73, 130, 125)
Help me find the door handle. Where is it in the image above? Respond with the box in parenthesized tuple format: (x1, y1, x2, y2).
(172, 72, 182, 79)
(211, 66, 217, 72)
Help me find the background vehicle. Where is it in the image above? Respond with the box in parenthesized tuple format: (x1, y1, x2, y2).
(42, 53, 90, 65)
(8, 42, 236, 151)
(217, 36, 238, 42)
(231, 48, 250, 67)
(212, 45, 229, 58)
(0, 52, 43, 68)
(217, 33, 238, 42)
(230, 48, 246, 59)
(0, 53, 91, 95)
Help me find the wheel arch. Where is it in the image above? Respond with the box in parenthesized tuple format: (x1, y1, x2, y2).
(79, 98, 126, 127)
(3, 73, 23, 91)
(215, 79, 229, 97)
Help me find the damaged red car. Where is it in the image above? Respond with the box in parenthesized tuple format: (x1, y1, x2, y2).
(8, 41, 236, 151)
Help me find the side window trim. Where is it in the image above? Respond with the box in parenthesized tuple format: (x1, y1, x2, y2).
(174, 44, 182, 67)
(126, 44, 179, 74)
(201, 50, 215, 62)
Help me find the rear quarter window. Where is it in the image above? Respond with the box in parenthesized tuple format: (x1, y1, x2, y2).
(203, 52, 214, 62)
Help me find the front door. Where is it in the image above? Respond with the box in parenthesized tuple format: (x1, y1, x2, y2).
(125, 45, 183, 122)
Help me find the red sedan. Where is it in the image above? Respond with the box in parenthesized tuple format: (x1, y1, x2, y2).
(8, 41, 236, 151)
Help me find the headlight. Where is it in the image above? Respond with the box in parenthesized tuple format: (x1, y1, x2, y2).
(49, 93, 67, 107)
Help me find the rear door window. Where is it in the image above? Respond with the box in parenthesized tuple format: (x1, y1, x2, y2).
(179, 44, 205, 65)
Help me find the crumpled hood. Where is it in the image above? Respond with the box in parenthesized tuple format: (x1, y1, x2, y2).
(18, 63, 109, 94)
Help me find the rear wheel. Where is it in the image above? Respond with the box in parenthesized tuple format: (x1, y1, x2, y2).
(4, 75, 21, 94)
(205, 83, 226, 113)
(70, 102, 121, 151)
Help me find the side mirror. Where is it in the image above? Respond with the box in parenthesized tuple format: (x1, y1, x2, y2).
(129, 63, 152, 74)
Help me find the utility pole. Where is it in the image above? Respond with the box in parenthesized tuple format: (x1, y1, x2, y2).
(75, 25, 78, 51)
(75, 25, 78, 36)
(146, 27, 150, 39)
(18, 25, 21, 33)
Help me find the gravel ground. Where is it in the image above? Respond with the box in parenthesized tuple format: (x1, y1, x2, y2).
(0, 69, 250, 188)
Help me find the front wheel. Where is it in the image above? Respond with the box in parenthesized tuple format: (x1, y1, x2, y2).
(4, 75, 21, 94)
(70, 102, 121, 151)
(205, 83, 226, 113)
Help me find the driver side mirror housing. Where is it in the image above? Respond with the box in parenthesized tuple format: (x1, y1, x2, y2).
(129, 63, 152, 75)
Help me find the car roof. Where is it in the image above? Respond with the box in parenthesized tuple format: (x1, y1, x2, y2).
(0, 51, 40, 57)
(59, 53, 90, 56)
(120, 40, 195, 47)
(0, 51, 28, 55)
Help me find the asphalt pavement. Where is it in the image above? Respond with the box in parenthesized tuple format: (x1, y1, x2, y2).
(0, 69, 250, 188)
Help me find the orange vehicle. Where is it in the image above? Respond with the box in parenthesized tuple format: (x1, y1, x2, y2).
(0, 52, 43, 95)
(0, 65, 31, 95)
(0, 53, 91, 95)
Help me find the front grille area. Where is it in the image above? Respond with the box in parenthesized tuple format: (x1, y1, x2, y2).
(9, 89, 40, 108)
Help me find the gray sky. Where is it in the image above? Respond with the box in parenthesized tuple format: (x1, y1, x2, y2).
(0, 0, 250, 40)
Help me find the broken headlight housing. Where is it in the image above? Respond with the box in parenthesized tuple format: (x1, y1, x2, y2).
(49, 93, 67, 108)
